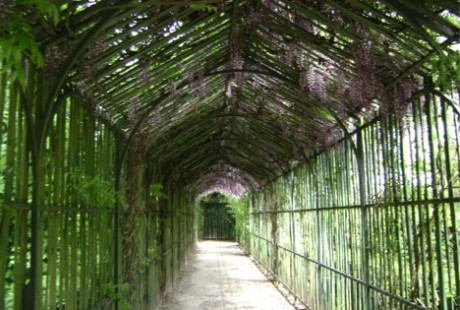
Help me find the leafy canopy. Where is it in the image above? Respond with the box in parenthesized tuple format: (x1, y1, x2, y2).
(0, 0, 58, 85)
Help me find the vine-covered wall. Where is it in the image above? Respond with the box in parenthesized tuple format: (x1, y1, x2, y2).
(0, 69, 198, 309)
(247, 93, 460, 309)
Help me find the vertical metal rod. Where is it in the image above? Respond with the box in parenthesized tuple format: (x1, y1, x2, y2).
(426, 90, 447, 309)
(357, 121, 370, 310)
(114, 135, 124, 310)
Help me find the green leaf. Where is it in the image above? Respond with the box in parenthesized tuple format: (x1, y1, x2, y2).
(151, 183, 167, 200)
(190, 4, 218, 13)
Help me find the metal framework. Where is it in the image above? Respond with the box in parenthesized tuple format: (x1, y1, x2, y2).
(0, 0, 458, 309)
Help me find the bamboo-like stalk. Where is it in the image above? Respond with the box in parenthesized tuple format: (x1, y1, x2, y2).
(0, 71, 9, 310)
(246, 87, 459, 309)
(1, 3, 458, 309)
(4, 83, 26, 310)
(426, 91, 446, 308)
(441, 96, 460, 305)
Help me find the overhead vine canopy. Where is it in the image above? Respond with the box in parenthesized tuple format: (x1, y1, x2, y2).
(2, 0, 459, 197)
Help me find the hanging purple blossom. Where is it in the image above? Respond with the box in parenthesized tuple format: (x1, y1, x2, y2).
(76, 81, 86, 92)
(235, 99, 247, 111)
(299, 70, 309, 90)
(346, 42, 380, 109)
(295, 126, 306, 143)
(294, 15, 314, 33)
(231, 51, 245, 87)
(188, 70, 200, 92)
(261, 0, 280, 13)
(225, 83, 232, 98)
(285, 48, 293, 67)
(127, 98, 141, 125)
(269, 102, 285, 114)
(282, 125, 290, 138)
(138, 58, 150, 86)
(148, 113, 162, 128)
(245, 11, 265, 33)
(187, 71, 195, 89)
(306, 69, 327, 102)
(231, 24, 240, 52)
(352, 21, 368, 36)
(292, 145, 301, 157)
(87, 91, 96, 112)
(219, 0, 229, 12)
(169, 79, 177, 95)
(321, 3, 343, 24)
(235, 72, 245, 87)
(80, 60, 92, 83)
(333, 65, 348, 97)
(198, 69, 206, 97)
(317, 125, 341, 147)
(379, 76, 418, 119)
(0, 0, 15, 21)
(349, 77, 370, 109)
(231, 51, 244, 70)
(354, 41, 374, 78)
(290, 43, 301, 66)
(45, 45, 68, 74)
(91, 39, 106, 63)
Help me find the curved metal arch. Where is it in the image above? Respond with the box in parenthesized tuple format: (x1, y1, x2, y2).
(158, 139, 276, 188)
(146, 112, 296, 159)
(116, 63, 378, 204)
(184, 162, 261, 192)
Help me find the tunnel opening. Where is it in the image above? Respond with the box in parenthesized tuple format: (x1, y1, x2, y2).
(199, 193, 236, 241)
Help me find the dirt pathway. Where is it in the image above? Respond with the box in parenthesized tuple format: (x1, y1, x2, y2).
(158, 241, 295, 310)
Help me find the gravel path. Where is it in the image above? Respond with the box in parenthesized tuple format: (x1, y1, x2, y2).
(158, 241, 295, 310)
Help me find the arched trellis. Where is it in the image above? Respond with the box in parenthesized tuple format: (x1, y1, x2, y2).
(13, 60, 457, 310)
(1, 1, 458, 309)
(115, 67, 356, 179)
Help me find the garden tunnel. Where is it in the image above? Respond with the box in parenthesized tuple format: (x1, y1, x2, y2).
(0, 0, 459, 309)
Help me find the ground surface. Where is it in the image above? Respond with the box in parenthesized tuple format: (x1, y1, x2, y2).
(158, 241, 295, 310)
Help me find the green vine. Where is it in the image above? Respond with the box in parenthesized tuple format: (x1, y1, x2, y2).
(150, 183, 167, 202)
(0, 0, 59, 85)
(103, 282, 131, 309)
(431, 49, 460, 91)
(67, 169, 116, 209)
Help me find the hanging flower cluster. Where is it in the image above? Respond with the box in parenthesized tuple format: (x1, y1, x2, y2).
(197, 69, 206, 97)
(277, 43, 303, 68)
(90, 39, 106, 63)
(380, 76, 419, 119)
(197, 182, 246, 198)
(316, 125, 343, 148)
(261, 0, 283, 15)
(77, 39, 106, 89)
(0, 0, 14, 21)
(127, 98, 141, 125)
(218, 0, 230, 12)
(168, 78, 177, 95)
(244, 10, 265, 33)
(225, 83, 232, 98)
(45, 45, 68, 74)
(348, 40, 419, 118)
(148, 112, 162, 129)
(231, 50, 244, 87)
(187, 70, 195, 89)
(194, 164, 260, 197)
(299, 65, 330, 104)
(294, 15, 315, 33)
(138, 57, 150, 86)
(186, 69, 206, 97)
